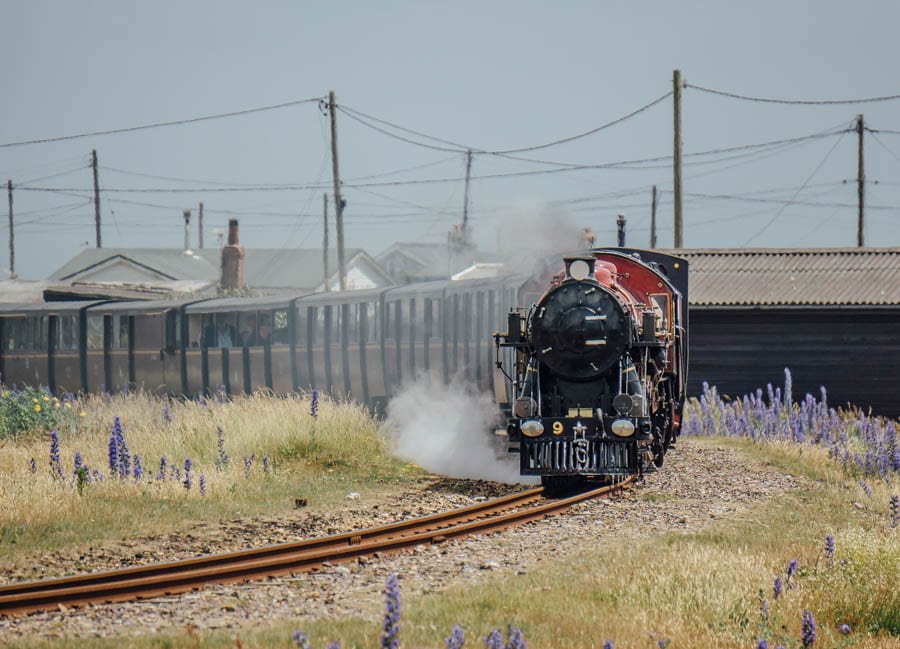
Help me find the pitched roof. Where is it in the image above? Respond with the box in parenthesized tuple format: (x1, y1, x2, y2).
(47, 247, 370, 290)
(669, 247, 900, 306)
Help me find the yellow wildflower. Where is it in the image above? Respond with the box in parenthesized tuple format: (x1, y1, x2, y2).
(34, 404, 41, 413)
(64, 402, 72, 409)
(43, 396, 50, 402)
(55, 402, 61, 409)
(79, 411, 86, 417)
(32, 397, 39, 403)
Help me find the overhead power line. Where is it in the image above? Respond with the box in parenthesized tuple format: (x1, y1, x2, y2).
(686, 83, 900, 105)
(0, 97, 324, 149)
(338, 91, 673, 155)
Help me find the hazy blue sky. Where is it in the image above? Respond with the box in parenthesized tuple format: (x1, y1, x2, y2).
(2, 1, 899, 279)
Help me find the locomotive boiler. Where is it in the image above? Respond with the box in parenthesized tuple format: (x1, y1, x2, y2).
(494, 248, 688, 489)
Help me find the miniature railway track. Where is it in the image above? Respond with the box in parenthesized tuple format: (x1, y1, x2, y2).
(0, 478, 631, 616)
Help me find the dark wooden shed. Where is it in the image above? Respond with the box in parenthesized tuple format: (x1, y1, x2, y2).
(673, 248, 900, 419)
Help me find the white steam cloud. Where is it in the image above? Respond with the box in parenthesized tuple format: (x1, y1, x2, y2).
(383, 372, 536, 484)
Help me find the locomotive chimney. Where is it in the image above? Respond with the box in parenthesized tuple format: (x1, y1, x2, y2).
(220, 218, 245, 291)
(616, 213, 626, 247)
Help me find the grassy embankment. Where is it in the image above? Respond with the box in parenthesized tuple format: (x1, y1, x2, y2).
(1, 381, 898, 649)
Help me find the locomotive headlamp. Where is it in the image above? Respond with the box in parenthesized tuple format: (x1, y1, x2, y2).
(610, 418, 635, 437)
(520, 420, 545, 437)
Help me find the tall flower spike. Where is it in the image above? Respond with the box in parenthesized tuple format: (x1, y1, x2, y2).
(445, 624, 465, 649)
(824, 535, 835, 566)
(310, 389, 319, 420)
(381, 573, 401, 649)
(801, 610, 816, 648)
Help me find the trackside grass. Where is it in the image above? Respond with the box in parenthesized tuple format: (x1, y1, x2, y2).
(0, 388, 416, 562)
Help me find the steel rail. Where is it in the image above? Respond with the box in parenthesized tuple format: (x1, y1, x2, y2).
(0, 478, 630, 616)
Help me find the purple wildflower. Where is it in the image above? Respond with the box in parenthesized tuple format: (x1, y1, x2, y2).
(29, 458, 37, 473)
(133, 454, 144, 480)
(838, 623, 851, 635)
(215, 427, 229, 470)
(243, 454, 254, 478)
(484, 629, 503, 649)
(505, 625, 526, 649)
(801, 610, 816, 648)
(824, 535, 834, 566)
(291, 630, 311, 649)
(756, 640, 769, 649)
(162, 404, 172, 423)
(326, 643, 341, 649)
(310, 389, 319, 420)
(183, 458, 193, 490)
(156, 456, 168, 482)
(786, 559, 799, 587)
(199, 474, 206, 497)
(603, 642, 614, 649)
(73, 451, 84, 476)
(107, 417, 130, 478)
(49, 430, 63, 479)
(445, 624, 465, 649)
(381, 573, 401, 649)
(859, 480, 873, 498)
(263, 456, 270, 474)
(773, 575, 783, 600)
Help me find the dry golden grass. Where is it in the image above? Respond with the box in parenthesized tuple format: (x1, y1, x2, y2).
(0, 389, 409, 559)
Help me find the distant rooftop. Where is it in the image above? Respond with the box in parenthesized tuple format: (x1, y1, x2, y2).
(671, 247, 900, 306)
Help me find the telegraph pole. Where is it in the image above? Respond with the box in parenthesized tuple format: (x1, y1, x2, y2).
(323, 193, 330, 291)
(856, 114, 865, 247)
(7, 179, 13, 278)
(92, 149, 102, 248)
(328, 91, 346, 291)
(461, 149, 472, 245)
(650, 185, 658, 249)
(617, 213, 626, 247)
(672, 69, 683, 248)
(198, 201, 204, 248)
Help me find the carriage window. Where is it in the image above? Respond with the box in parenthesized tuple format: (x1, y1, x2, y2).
(203, 313, 239, 348)
(134, 315, 164, 349)
(273, 310, 288, 345)
(58, 315, 78, 351)
(86, 316, 103, 351)
(2, 318, 27, 351)
(111, 315, 129, 350)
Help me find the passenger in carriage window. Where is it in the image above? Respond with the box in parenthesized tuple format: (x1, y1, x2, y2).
(205, 319, 236, 348)
(243, 315, 272, 346)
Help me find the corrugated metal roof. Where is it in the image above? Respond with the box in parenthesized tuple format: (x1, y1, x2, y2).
(667, 247, 900, 306)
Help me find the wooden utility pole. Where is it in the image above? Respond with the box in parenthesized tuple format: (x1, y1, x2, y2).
(650, 185, 658, 249)
(461, 149, 472, 245)
(198, 202, 204, 249)
(323, 193, 330, 291)
(328, 91, 346, 291)
(617, 213, 626, 247)
(7, 179, 13, 278)
(856, 114, 865, 247)
(92, 149, 101, 248)
(672, 69, 683, 248)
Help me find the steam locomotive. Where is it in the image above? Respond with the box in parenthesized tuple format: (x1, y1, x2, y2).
(494, 248, 688, 488)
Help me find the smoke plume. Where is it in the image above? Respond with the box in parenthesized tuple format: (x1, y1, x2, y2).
(383, 372, 534, 484)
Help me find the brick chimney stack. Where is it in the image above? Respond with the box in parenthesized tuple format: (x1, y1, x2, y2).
(220, 218, 244, 290)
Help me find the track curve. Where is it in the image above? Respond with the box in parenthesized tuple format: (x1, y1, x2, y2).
(0, 478, 631, 616)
